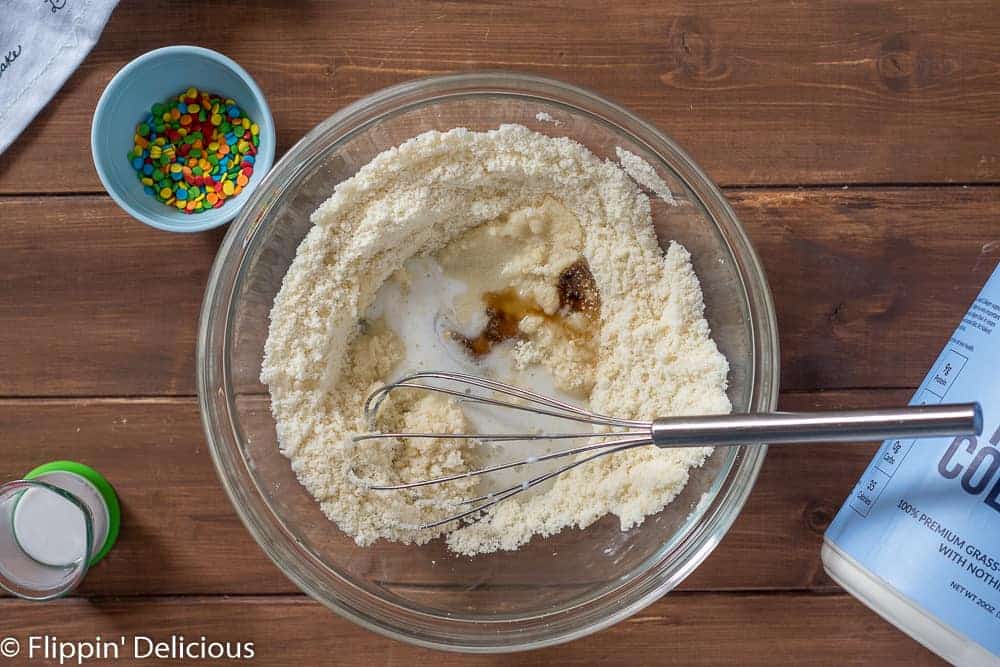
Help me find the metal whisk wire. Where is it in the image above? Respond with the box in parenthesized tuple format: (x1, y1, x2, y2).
(348, 370, 981, 531)
(413, 439, 651, 529)
(349, 371, 654, 528)
(360, 370, 648, 431)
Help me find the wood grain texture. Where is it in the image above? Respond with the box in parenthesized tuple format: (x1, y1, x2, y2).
(2, 189, 996, 397)
(729, 187, 1000, 390)
(0, 389, 905, 596)
(2, 0, 1000, 194)
(3, 1, 996, 661)
(0, 593, 943, 666)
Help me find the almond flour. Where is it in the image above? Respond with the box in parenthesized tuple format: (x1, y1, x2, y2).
(261, 125, 730, 556)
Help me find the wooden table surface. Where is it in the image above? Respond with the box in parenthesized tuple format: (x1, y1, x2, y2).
(2, 1, 999, 664)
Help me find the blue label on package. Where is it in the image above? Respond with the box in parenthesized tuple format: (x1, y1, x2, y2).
(827, 262, 1000, 656)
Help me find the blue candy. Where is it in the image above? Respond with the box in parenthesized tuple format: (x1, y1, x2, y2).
(142, 163, 154, 176)
(176, 188, 188, 200)
(171, 172, 183, 181)
(143, 186, 155, 196)
(243, 155, 255, 165)
(227, 105, 240, 118)
(131, 157, 144, 170)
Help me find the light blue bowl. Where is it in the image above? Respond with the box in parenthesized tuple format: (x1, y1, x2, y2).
(91, 46, 275, 233)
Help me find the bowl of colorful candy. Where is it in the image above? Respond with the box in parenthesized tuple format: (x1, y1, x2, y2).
(91, 46, 275, 233)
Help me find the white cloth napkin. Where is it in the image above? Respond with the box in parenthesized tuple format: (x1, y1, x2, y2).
(0, 0, 118, 155)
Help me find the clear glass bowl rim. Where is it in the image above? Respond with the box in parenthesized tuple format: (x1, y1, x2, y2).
(197, 71, 780, 653)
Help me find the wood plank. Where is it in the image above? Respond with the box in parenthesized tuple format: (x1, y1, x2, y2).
(728, 187, 1000, 391)
(0, 593, 943, 665)
(0, 389, 908, 596)
(2, 0, 1000, 193)
(1, 198, 224, 397)
(2, 189, 996, 397)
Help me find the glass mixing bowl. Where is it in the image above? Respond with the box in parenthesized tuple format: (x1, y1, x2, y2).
(198, 72, 779, 652)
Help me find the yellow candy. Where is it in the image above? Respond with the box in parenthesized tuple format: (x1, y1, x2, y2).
(186, 87, 198, 98)
(165, 196, 175, 206)
(211, 113, 223, 125)
(222, 181, 235, 196)
(174, 199, 186, 210)
(141, 177, 154, 186)
(150, 147, 162, 159)
(208, 142, 219, 152)
(133, 143, 143, 155)
(237, 140, 249, 153)
(178, 128, 187, 137)
(224, 98, 235, 106)
(187, 104, 200, 114)
(154, 137, 166, 146)
(170, 164, 182, 174)
(159, 187, 172, 198)
(250, 123, 259, 136)
(241, 118, 250, 129)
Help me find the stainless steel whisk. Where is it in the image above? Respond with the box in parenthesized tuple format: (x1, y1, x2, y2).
(351, 371, 982, 529)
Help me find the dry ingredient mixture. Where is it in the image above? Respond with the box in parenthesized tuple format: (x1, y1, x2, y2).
(261, 124, 730, 556)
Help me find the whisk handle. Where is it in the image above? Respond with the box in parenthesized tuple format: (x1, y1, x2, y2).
(650, 403, 982, 448)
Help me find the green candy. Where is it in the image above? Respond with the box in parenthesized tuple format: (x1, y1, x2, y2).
(137, 123, 150, 137)
(190, 149, 202, 158)
(152, 103, 166, 116)
(192, 167, 203, 176)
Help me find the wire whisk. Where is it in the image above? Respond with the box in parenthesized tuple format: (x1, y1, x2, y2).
(350, 371, 981, 529)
